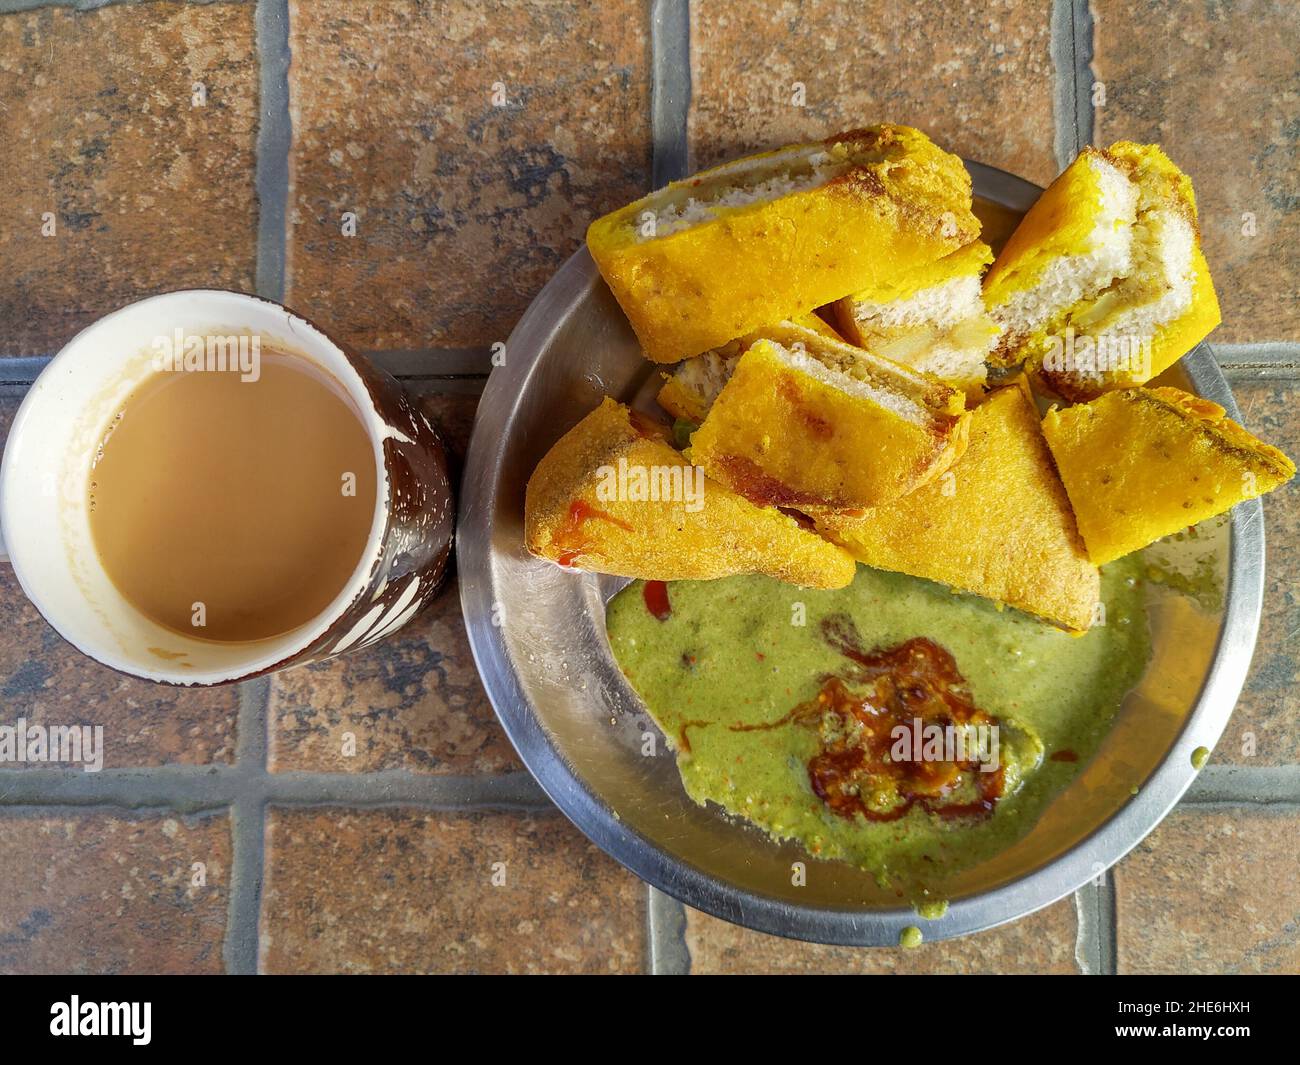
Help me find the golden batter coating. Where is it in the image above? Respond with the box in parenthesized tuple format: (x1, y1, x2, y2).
(524, 398, 856, 589)
(815, 379, 1100, 633)
(587, 125, 981, 364)
(690, 326, 969, 511)
(1042, 386, 1296, 565)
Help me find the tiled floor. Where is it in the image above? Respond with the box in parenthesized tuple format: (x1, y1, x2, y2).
(0, 0, 1296, 974)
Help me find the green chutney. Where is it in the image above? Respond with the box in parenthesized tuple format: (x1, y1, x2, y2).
(607, 562, 1151, 885)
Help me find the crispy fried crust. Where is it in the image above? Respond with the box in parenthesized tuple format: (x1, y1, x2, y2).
(815, 379, 1100, 632)
(1042, 386, 1296, 565)
(1106, 141, 1199, 234)
(587, 125, 981, 363)
(523, 398, 856, 588)
(657, 375, 711, 424)
(690, 333, 969, 510)
(654, 313, 843, 424)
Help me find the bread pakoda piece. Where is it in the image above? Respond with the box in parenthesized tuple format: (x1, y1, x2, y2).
(689, 325, 970, 510)
(656, 312, 845, 424)
(983, 142, 1221, 400)
(829, 241, 1000, 400)
(816, 379, 1100, 632)
(587, 125, 981, 364)
(524, 398, 856, 589)
(1042, 386, 1296, 565)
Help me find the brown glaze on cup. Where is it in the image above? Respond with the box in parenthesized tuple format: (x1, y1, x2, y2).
(252, 347, 454, 676)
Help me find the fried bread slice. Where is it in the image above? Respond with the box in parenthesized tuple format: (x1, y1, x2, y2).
(655, 312, 843, 424)
(830, 241, 1000, 399)
(815, 379, 1100, 632)
(588, 125, 981, 363)
(983, 142, 1220, 400)
(524, 398, 856, 588)
(690, 326, 969, 510)
(1042, 386, 1296, 565)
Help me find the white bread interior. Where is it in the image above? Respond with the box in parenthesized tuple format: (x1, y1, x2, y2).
(990, 152, 1198, 395)
(670, 348, 740, 414)
(993, 156, 1138, 340)
(1072, 187, 1195, 337)
(846, 273, 997, 392)
(641, 146, 849, 240)
(768, 341, 931, 427)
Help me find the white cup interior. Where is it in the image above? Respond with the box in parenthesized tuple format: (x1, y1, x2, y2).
(0, 289, 390, 684)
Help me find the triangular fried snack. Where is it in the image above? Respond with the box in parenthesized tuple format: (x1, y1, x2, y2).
(525, 398, 856, 589)
(815, 379, 1099, 631)
(1042, 386, 1295, 565)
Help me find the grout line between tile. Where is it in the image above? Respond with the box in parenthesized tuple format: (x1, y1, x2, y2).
(0, 0, 234, 13)
(0, 800, 233, 819)
(254, 0, 292, 304)
(1048, 0, 1077, 168)
(0, 766, 248, 810)
(1072, 880, 1115, 975)
(1101, 872, 1118, 974)
(1072, 886, 1098, 973)
(369, 348, 492, 377)
(1214, 341, 1300, 364)
(5, 764, 1292, 811)
(1049, 0, 1095, 169)
(1222, 366, 1300, 382)
(646, 886, 690, 975)
(222, 677, 270, 973)
(237, 676, 271, 770)
(1216, 342, 1300, 381)
(0, 767, 554, 808)
(401, 376, 488, 396)
(644, 884, 655, 973)
(0, 357, 62, 385)
(650, 0, 691, 187)
(1181, 764, 1300, 804)
(263, 769, 553, 808)
(1072, 0, 1096, 150)
(224, 794, 266, 973)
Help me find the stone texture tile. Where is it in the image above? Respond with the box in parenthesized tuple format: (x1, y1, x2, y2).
(685, 897, 1079, 974)
(268, 576, 519, 773)
(689, 0, 1058, 185)
(0, 567, 239, 767)
(0, 3, 259, 357)
(0, 811, 231, 974)
(417, 389, 481, 472)
(1115, 808, 1299, 974)
(1221, 379, 1300, 765)
(260, 809, 646, 973)
(0, 399, 238, 768)
(285, 0, 652, 352)
(1092, 0, 1300, 342)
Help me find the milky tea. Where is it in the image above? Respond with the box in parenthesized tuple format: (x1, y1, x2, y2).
(87, 349, 378, 643)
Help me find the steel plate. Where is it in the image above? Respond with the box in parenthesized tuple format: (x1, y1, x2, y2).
(458, 161, 1263, 945)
